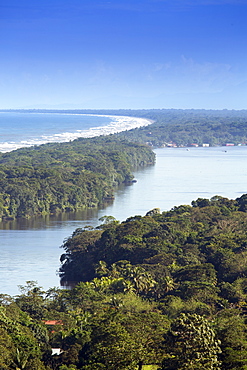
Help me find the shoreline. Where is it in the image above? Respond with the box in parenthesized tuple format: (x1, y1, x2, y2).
(0, 114, 152, 153)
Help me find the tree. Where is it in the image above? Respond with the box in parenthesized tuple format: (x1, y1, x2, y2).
(82, 320, 140, 370)
(214, 309, 247, 370)
(15, 281, 46, 320)
(161, 313, 221, 370)
(97, 215, 120, 229)
(120, 310, 169, 369)
(0, 327, 14, 369)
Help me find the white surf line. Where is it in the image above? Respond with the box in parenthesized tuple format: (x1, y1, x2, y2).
(0, 115, 152, 153)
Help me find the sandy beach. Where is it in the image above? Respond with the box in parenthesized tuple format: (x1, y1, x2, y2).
(78, 114, 152, 137)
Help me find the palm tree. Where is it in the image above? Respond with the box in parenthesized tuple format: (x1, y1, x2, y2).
(95, 260, 109, 277)
(129, 266, 156, 295)
(164, 275, 176, 293)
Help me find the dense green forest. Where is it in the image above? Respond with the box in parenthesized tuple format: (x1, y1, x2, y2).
(115, 109, 247, 147)
(2, 195, 247, 369)
(0, 136, 154, 219)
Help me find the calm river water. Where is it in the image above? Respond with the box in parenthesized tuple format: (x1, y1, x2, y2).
(1, 146, 246, 296)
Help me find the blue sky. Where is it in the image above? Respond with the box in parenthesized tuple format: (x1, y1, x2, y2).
(0, 0, 247, 109)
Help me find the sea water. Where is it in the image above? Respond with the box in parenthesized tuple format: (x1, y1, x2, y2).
(0, 111, 150, 152)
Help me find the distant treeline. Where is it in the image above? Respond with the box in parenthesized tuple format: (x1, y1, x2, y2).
(0, 136, 155, 219)
(115, 109, 247, 147)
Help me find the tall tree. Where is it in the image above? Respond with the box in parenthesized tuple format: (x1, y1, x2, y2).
(161, 313, 221, 370)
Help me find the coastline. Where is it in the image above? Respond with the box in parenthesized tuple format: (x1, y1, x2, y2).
(80, 114, 152, 137)
(0, 114, 152, 153)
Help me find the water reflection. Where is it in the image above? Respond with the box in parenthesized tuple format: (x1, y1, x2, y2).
(0, 181, 142, 296)
(0, 203, 114, 231)
(0, 165, 153, 231)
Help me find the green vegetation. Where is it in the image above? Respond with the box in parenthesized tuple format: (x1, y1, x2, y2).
(2, 110, 247, 367)
(2, 195, 247, 368)
(0, 136, 154, 219)
(115, 109, 247, 147)
(56, 194, 247, 369)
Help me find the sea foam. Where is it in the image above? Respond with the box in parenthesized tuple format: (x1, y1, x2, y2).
(0, 114, 151, 153)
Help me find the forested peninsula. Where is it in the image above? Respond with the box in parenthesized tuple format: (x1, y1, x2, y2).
(0, 136, 154, 219)
(2, 195, 247, 369)
(1, 108, 247, 220)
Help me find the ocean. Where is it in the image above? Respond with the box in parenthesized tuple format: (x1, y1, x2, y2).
(0, 111, 150, 152)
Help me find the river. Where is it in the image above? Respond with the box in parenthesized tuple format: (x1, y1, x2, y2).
(1, 146, 246, 296)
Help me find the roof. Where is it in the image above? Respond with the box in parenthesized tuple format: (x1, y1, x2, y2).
(44, 320, 63, 325)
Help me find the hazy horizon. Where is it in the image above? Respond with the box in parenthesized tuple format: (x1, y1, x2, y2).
(1, 0, 247, 110)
